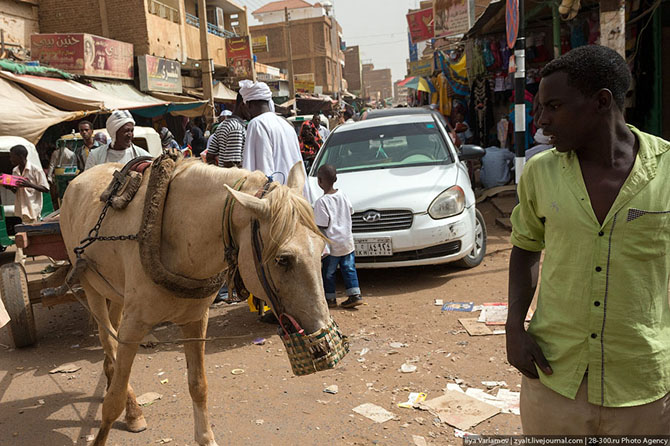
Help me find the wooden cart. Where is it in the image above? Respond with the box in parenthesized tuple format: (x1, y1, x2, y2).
(0, 220, 76, 348)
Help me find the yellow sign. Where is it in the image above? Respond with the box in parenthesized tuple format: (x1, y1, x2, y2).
(408, 59, 433, 77)
(251, 35, 268, 53)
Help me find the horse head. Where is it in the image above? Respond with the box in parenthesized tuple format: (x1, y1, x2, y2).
(225, 163, 331, 335)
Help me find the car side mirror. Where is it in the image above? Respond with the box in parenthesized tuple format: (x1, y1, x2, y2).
(459, 144, 486, 161)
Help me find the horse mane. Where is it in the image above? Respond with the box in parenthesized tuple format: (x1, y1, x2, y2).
(263, 185, 327, 264)
(177, 160, 326, 263)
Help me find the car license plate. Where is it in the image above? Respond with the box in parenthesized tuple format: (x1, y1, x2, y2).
(355, 237, 393, 257)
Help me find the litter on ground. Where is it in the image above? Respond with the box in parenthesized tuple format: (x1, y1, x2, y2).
(352, 403, 396, 423)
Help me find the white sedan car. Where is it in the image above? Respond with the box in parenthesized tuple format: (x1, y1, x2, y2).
(306, 113, 486, 269)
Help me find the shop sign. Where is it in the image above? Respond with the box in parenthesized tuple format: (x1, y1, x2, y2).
(137, 55, 182, 93)
(434, 0, 470, 38)
(294, 74, 315, 93)
(406, 8, 434, 44)
(226, 36, 253, 79)
(31, 33, 134, 79)
(408, 33, 418, 62)
(408, 59, 433, 77)
(252, 36, 268, 53)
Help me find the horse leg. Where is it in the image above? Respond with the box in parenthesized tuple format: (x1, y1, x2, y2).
(92, 317, 148, 446)
(181, 317, 218, 446)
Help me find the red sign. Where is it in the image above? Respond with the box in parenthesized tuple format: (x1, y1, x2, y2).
(226, 36, 253, 80)
(406, 8, 434, 44)
(31, 33, 134, 80)
(506, 0, 519, 49)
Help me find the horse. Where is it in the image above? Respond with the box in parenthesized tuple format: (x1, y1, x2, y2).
(60, 159, 335, 446)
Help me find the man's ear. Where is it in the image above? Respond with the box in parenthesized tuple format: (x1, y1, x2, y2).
(595, 88, 614, 113)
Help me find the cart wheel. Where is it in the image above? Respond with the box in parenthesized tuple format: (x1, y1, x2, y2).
(0, 263, 36, 348)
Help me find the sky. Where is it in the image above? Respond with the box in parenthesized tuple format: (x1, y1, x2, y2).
(234, 0, 421, 82)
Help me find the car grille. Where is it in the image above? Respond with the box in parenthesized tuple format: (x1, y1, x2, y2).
(352, 209, 413, 233)
(356, 241, 462, 264)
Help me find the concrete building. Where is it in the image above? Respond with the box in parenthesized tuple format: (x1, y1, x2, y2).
(362, 63, 392, 103)
(393, 80, 409, 105)
(249, 0, 344, 96)
(0, 0, 39, 58)
(343, 45, 362, 94)
(38, 0, 249, 73)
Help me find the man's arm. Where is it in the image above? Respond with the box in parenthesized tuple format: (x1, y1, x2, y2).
(506, 246, 552, 378)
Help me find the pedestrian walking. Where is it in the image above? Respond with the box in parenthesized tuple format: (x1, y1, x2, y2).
(239, 80, 304, 185)
(507, 45, 670, 435)
(314, 164, 362, 309)
(312, 113, 330, 140)
(207, 94, 247, 168)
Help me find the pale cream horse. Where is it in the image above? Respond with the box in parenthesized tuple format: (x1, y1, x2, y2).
(60, 160, 331, 446)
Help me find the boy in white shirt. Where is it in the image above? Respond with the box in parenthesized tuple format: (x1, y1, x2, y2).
(313, 164, 362, 308)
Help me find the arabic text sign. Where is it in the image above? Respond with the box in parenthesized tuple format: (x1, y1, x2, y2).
(31, 33, 133, 80)
(406, 8, 434, 44)
(137, 55, 182, 93)
(408, 59, 433, 77)
(434, 0, 470, 38)
(252, 36, 268, 54)
(226, 36, 253, 79)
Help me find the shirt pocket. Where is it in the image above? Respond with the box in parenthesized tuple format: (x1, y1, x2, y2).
(621, 208, 670, 259)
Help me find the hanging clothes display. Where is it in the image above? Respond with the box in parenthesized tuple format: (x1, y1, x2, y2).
(468, 77, 494, 146)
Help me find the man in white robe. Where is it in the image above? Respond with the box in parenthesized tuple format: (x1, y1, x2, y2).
(239, 80, 305, 186)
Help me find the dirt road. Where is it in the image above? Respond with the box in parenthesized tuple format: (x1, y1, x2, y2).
(0, 202, 521, 446)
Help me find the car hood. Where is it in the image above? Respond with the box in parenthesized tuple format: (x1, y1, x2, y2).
(307, 164, 459, 213)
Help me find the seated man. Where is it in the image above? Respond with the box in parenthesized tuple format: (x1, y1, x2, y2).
(480, 143, 515, 189)
(85, 110, 151, 170)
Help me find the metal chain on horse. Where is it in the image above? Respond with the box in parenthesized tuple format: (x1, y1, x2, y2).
(73, 156, 152, 259)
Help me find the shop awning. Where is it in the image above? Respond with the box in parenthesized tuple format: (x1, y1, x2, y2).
(0, 76, 84, 143)
(404, 77, 434, 93)
(184, 82, 238, 102)
(0, 71, 206, 117)
(89, 81, 208, 118)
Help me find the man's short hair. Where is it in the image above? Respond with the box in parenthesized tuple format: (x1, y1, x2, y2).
(317, 164, 337, 183)
(343, 109, 353, 119)
(78, 120, 93, 129)
(10, 145, 28, 159)
(541, 44, 631, 110)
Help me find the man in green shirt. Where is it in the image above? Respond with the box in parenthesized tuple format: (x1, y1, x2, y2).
(508, 45, 670, 434)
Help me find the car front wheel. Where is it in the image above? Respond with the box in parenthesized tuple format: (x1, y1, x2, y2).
(454, 208, 487, 268)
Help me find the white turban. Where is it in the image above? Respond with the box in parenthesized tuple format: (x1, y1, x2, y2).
(220, 110, 232, 117)
(106, 110, 135, 146)
(238, 80, 275, 112)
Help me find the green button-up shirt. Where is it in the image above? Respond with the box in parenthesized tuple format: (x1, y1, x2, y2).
(511, 126, 670, 407)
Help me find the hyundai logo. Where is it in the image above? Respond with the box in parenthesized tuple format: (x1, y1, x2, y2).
(362, 211, 382, 223)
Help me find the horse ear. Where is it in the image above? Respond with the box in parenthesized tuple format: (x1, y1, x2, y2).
(286, 161, 305, 193)
(224, 185, 270, 217)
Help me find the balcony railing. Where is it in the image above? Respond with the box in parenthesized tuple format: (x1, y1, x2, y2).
(148, 0, 180, 24)
(185, 12, 239, 39)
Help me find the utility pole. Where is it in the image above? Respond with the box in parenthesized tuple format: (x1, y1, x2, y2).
(198, 0, 214, 122)
(600, 0, 626, 57)
(513, 0, 526, 183)
(284, 7, 296, 99)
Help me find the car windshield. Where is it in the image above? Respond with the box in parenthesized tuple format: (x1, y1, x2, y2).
(313, 122, 452, 174)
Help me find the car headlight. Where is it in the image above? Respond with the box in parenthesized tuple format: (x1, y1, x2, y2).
(428, 186, 465, 219)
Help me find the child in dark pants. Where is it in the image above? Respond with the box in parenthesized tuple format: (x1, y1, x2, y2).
(314, 164, 362, 308)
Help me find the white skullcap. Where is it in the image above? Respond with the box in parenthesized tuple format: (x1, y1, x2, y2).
(534, 128, 551, 145)
(220, 110, 233, 117)
(238, 79, 275, 112)
(106, 110, 135, 146)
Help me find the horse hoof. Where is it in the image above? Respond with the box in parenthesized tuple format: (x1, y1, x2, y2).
(126, 416, 147, 433)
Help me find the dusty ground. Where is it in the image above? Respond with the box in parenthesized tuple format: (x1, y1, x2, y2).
(0, 201, 522, 446)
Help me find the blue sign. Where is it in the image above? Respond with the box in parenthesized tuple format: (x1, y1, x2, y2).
(408, 32, 418, 62)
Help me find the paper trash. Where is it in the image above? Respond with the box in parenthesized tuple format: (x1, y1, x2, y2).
(419, 390, 501, 430)
(352, 403, 396, 423)
(398, 392, 427, 408)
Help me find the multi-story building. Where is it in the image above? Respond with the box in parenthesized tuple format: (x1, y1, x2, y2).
(0, 0, 39, 58)
(362, 63, 392, 103)
(343, 45, 362, 95)
(249, 0, 344, 96)
(38, 0, 249, 85)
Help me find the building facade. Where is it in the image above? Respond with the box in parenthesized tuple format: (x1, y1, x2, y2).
(250, 0, 344, 95)
(0, 0, 39, 58)
(362, 63, 392, 103)
(38, 0, 249, 76)
(343, 45, 362, 94)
